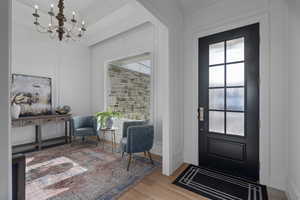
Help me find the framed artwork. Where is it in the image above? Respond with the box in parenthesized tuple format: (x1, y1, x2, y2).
(11, 74, 52, 117)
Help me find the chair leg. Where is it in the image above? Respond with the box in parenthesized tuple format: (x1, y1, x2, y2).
(71, 136, 75, 147)
(147, 151, 154, 165)
(127, 153, 132, 171)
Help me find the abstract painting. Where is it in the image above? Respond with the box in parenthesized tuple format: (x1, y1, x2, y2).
(11, 74, 52, 117)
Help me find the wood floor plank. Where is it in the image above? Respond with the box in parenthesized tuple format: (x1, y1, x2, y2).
(119, 188, 153, 200)
(118, 164, 207, 200)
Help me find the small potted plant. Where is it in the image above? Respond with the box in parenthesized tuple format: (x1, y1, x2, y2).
(95, 109, 121, 129)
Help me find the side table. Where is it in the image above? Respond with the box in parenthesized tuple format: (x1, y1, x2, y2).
(100, 128, 118, 152)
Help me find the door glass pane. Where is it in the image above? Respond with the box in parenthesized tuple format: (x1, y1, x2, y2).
(209, 89, 224, 110)
(227, 88, 244, 111)
(227, 112, 244, 136)
(227, 63, 244, 86)
(226, 38, 244, 63)
(209, 111, 225, 133)
(209, 42, 225, 65)
(209, 66, 224, 87)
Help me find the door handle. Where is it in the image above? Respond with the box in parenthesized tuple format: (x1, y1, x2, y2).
(198, 107, 205, 121)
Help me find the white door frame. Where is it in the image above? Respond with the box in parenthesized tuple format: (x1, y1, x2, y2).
(190, 13, 270, 185)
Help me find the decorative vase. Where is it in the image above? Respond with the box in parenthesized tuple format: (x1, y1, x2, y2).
(55, 105, 71, 115)
(11, 103, 21, 119)
(106, 117, 114, 129)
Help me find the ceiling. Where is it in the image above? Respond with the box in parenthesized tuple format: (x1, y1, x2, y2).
(14, 0, 222, 46)
(179, 0, 219, 14)
(18, 0, 221, 22)
(16, 0, 131, 26)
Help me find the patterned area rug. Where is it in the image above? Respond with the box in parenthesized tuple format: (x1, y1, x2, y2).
(173, 165, 268, 200)
(26, 144, 160, 200)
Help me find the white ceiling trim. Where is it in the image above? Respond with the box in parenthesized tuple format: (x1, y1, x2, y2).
(179, 0, 220, 15)
(86, 1, 153, 46)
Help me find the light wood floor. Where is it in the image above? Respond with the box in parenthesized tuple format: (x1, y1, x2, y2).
(100, 140, 287, 200)
(118, 162, 208, 200)
(118, 159, 287, 200)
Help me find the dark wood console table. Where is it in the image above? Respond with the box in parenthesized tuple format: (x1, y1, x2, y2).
(12, 114, 72, 154)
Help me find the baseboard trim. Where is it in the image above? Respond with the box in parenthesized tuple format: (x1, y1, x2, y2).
(287, 180, 300, 200)
(172, 151, 184, 173)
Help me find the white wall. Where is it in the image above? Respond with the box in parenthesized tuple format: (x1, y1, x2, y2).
(0, 0, 11, 198)
(12, 1, 91, 145)
(137, 0, 185, 174)
(183, 0, 288, 190)
(287, 0, 300, 199)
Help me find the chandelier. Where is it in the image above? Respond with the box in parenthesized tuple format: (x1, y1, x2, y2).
(32, 0, 87, 41)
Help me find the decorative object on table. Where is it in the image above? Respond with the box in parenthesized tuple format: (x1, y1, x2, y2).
(55, 105, 71, 115)
(120, 121, 154, 171)
(10, 101, 21, 119)
(173, 165, 268, 200)
(11, 74, 52, 117)
(106, 116, 114, 129)
(25, 144, 160, 200)
(95, 109, 121, 129)
(70, 116, 100, 146)
(32, 0, 87, 42)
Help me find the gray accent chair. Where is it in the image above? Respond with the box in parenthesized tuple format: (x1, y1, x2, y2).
(70, 116, 100, 145)
(120, 121, 154, 171)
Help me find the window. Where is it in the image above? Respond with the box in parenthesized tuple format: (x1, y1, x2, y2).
(208, 38, 245, 136)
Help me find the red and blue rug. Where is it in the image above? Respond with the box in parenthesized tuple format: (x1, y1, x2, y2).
(26, 144, 160, 200)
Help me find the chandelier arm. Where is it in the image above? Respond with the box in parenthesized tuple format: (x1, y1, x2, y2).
(69, 29, 78, 37)
(36, 24, 48, 33)
(49, 32, 57, 39)
(69, 22, 76, 33)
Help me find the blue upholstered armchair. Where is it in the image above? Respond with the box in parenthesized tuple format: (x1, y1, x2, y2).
(120, 121, 154, 170)
(70, 116, 100, 145)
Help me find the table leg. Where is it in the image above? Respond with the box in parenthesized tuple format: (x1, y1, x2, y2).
(103, 131, 106, 148)
(35, 125, 42, 150)
(111, 131, 114, 152)
(69, 121, 72, 143)
(65, 121, 68, 144)
(113, 131, 116, 152)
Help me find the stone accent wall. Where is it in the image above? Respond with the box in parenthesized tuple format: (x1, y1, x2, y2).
(108, 65, 151, 120)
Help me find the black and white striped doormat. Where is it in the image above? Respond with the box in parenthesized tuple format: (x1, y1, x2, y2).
(173, 165, 268, 200)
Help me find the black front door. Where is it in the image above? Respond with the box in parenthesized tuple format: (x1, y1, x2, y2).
(198, 23, 260, 181)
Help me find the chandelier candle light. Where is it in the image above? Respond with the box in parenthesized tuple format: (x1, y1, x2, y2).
(32, 0, 87, 41)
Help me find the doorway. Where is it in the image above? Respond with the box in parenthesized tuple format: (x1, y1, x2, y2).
(104, 53, 163, 155)
(198, 23, 260, 181)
